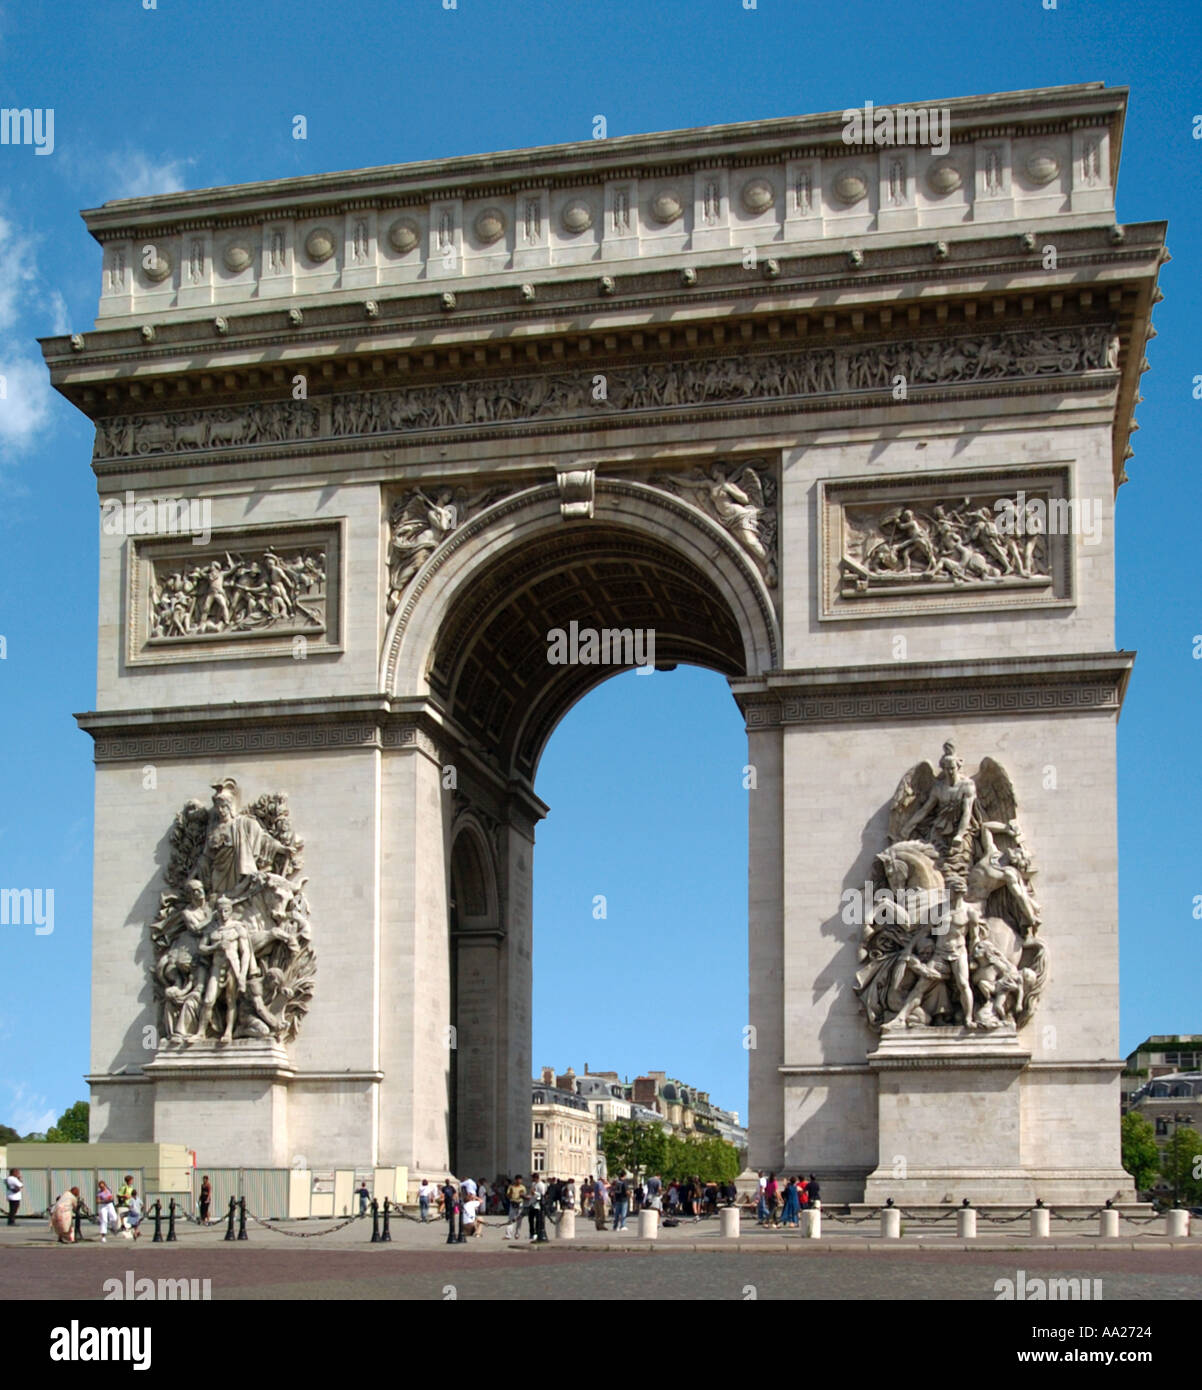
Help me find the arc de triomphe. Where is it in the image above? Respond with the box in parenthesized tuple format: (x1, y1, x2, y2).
(45, 84, 1161, 1202)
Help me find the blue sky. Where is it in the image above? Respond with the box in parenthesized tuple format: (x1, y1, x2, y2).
(0, 0, 1199, 1133)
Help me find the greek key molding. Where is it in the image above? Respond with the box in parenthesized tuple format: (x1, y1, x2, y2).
(84, 712, 443, 764)
(739, 654, 1131, 729)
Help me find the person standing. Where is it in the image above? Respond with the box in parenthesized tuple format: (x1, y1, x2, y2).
(529, 1176, 548, 1241)
(807, 1174, 821, 1208)
(357, 1182, 370, 1217)
(5, 1168, 22, 1225)
(199, 1175, 212, 1226)
(443, 1178, 458, 1245)
(116, 1175, 134, 1229)
(126, 1190, 143, 1241)
(645, 1172, 662, 1212)
(504, 1175, 526, 1239)
(96, 1180, 118, 1243)
(764, 1173, 780, 1230)
(611, 1171, 630, 1232)
(418, 1178, 432, 1223)
(780, 1177, 800, 1228)
(593, 1174, 608, 1231)
(756, 1170, 768, 1225)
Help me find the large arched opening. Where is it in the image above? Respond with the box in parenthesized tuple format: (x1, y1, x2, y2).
(388, 478, 780, 1178)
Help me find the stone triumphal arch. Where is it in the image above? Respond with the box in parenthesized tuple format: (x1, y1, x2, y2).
(48, 84, 1162, 1202)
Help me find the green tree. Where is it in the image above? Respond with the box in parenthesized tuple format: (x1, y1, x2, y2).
(0, 1124, 22, 1146)
(662, 1132, 740, 1183)
(1160, 1126, 1202, 1207)
(1120, 1112, 1160, 1194)
(45, 1101, 90, 1145)
(600, 1119, 668, 1179)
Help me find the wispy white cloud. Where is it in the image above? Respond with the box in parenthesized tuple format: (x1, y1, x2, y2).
(0, 215, 70, 459)
(48, 289, 70, 336)
(0, 216, 40, 333)
(3, 1081, 57, 1136)
(105, 150, 194, 200)
(0, 355, 53, 450)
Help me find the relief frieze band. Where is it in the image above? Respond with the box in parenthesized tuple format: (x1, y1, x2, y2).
(92, 323, 1116, 463)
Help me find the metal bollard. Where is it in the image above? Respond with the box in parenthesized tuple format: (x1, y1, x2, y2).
(956, 1202, 977, 1239)
(152, 1200, 163, 1244)
(382, 1197, 392, 1242)
(74, 1202, 84, 1243)
(237, 1196, 249, 1241)
(638, 1208, 658, 1241)
(1165, 1208, 1190, 1238)
(224, 1196, 237, 1241)
(1099, 1208, 1119, 1238)
(802, 1202, 821, 1239)
(719, 1206, 739, 1238)
(559, 1208, 576, 1240)
(881, 1205, 901, 1239)
(370, 1198, 380, 1243)
(1030, 1202, 1050, 1238)
(166, 1198, 178, 1242)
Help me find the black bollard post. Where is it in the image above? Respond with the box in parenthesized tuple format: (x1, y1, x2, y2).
(456, 1197, 466, 1244)
(370, 1198, 380, 1243)
(152, 1200, 163, 1243)
(166, 1198, 178, 1242)
(237, 1196, 249, 1241)
(73, 1201, 84, 1243)
(224, 1195, 237, 1241)
(382, 1197, 392, 1242)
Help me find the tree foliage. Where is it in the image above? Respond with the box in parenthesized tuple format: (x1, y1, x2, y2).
(1159, 1126, 1202, 1206)
(1120, 1112, 1160, 1193)
(600, 1118, 740, 1183)
(44, 1101, 90, 1145)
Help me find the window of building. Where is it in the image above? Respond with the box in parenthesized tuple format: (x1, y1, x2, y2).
(533, 1122, 544, 1139)
(533, 1152, 545, 1172)
(1155, 1118, 1169, 1136)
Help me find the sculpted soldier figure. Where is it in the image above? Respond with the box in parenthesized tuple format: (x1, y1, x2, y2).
(192, 779, 286, 898)
(901, 741, 977, 876)
(853, 741, 1048, 1033)
(884, 874, 980, 1030)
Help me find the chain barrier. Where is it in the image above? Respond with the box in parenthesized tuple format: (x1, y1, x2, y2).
(821, 1208, 880, 1225)
(246, 1208, 363, 1238)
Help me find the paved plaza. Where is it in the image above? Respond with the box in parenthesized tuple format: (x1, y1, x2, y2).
(4, 1212, 1200, 1301)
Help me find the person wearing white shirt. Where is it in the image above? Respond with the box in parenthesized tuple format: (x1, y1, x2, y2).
(462, 1197, 483, 1238)
(5, 1169, 22, 1225)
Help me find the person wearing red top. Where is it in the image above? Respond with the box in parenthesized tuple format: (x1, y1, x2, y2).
(764, 1173, 780, 1229)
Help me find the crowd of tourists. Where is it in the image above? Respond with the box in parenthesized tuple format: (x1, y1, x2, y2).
(43, 1174, 145, 1244)
(419, 1171, 754, 1241)
(753, 1171, 822, 1228)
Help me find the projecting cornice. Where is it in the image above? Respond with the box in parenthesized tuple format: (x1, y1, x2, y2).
(732, 650, 1134, 727)
(80, 84, 1128, 238)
